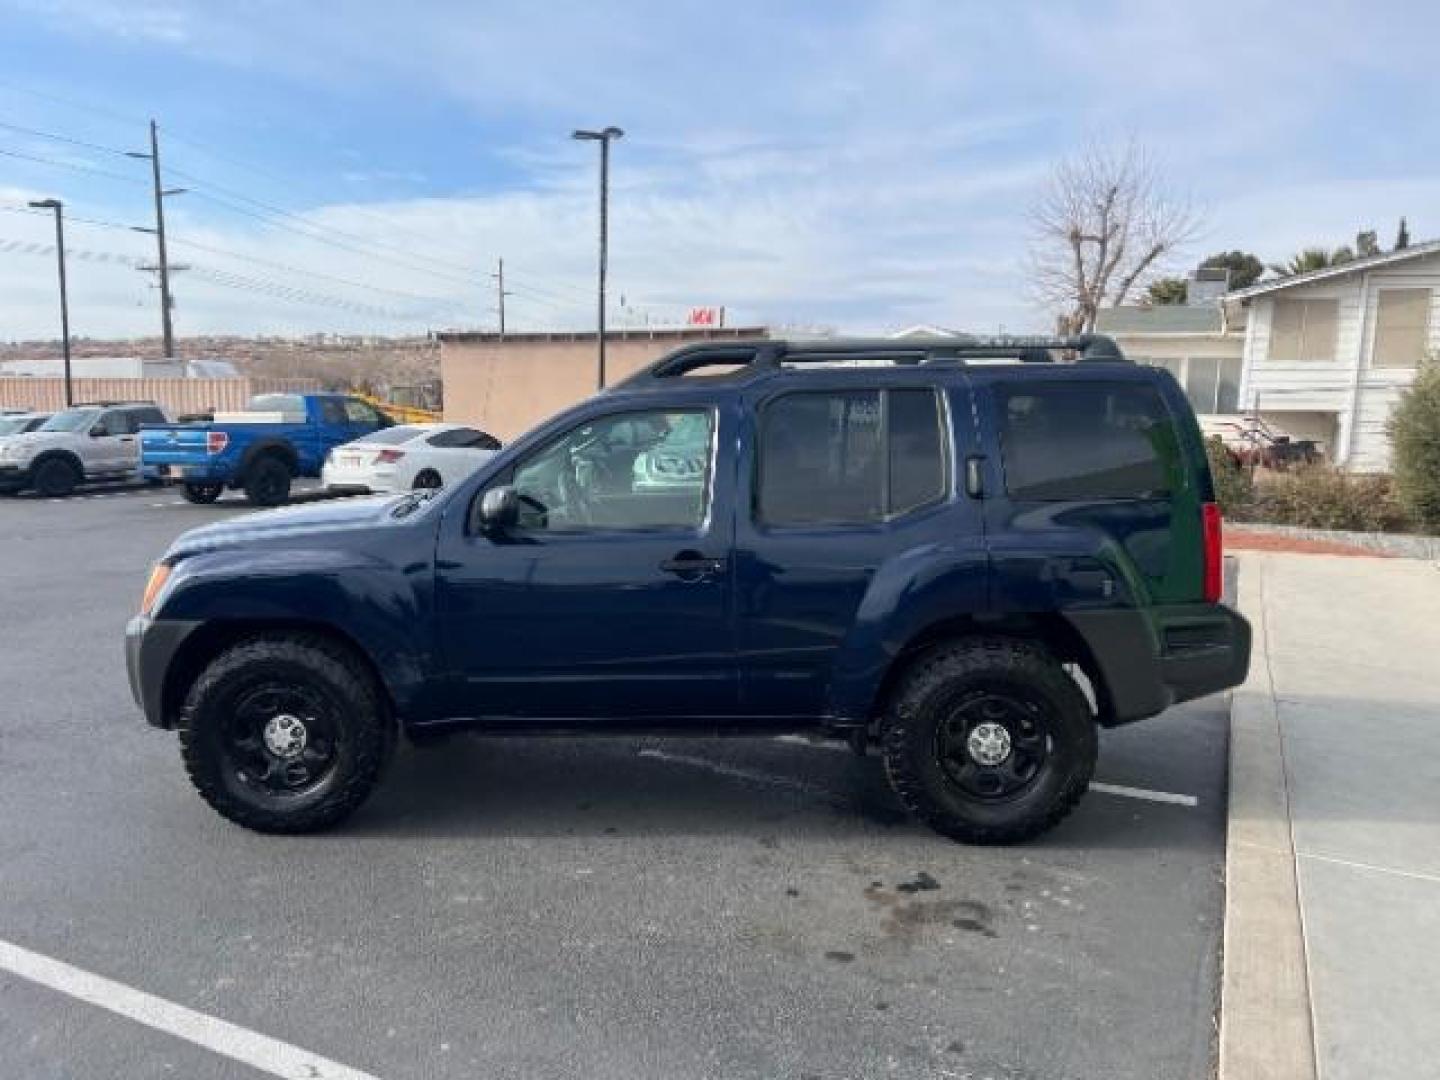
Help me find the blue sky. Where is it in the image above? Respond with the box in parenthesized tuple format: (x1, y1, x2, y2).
(1, 0, 1438, 339)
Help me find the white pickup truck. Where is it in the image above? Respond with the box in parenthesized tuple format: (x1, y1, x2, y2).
(0, 401, 169, 497)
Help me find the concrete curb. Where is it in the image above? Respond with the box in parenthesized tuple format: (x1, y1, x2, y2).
(1219, 553, 1317, 1080)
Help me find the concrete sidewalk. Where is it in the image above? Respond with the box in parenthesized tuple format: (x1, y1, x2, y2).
(1223, 553, 1440, 1080)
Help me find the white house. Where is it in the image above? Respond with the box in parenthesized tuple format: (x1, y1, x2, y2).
(1221, 240, 1440, 471)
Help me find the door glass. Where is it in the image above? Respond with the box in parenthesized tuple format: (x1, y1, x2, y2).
(320, 399, 348, 425)
(887, 389, 947, 514)
(509, 409, 714, 531)
(758, 391, 883, 524)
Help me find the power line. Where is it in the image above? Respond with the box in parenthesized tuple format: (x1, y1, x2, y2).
(0, 118, 132, 157)
(0, 235, 441, 322)
(0, 145, 147, 185)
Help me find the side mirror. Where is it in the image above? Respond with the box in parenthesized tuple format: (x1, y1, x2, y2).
(90, 423, 109, 438)
(478, 485, 519, 532)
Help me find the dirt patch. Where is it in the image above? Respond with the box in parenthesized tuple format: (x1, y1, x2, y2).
(1227, 528, 1394, 557)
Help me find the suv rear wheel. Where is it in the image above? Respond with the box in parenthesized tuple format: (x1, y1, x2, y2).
(243, 456, 292, 506)
(178, 634, 394, 833)
(880, 637, 1096, 845)
(32, 455, 80, 498)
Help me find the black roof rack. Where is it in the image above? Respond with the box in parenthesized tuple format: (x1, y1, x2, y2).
(620, 334, 1129, 386)
(72, 399, 160, 408)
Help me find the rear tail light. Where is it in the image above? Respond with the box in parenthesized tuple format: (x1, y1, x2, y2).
(375, 448, 405, 464)
(1202, 501, 1223, 603)
(206, 431, 228, 455)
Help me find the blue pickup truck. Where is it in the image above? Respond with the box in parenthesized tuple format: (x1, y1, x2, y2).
(141, 392, 391, 506)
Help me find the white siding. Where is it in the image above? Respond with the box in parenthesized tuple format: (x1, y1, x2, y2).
(1236, 252, 1440, 469)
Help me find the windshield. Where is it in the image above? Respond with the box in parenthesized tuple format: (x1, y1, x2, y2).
(38, 408, 101, 433)
(0, 416, 40, 436)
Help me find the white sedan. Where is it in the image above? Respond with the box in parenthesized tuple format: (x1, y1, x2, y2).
(322, 423, 502, 494)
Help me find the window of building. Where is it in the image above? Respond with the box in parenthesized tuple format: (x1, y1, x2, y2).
(1268, 299, 1339, 362)
(1137, 355, 1242, 414)
(1372, 288, 1431, 369)
(508, 408, 713, 531)
(757, 388, 948, 526)
(998, 383, 1179, 500)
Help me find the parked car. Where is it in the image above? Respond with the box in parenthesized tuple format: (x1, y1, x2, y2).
(0, 411, 52, 438)
(126, 336, 1250, 842)
(322, 423, 501, 495)
(0, 402, 166, 497)
(140, 392, 392, 506)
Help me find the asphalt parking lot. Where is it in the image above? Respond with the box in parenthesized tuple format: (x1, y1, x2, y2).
(0, 480, 1230, 1080)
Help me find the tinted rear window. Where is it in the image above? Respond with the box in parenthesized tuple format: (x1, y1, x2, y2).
(998, 382, 1180, 500)
(356, 426, 423, 445)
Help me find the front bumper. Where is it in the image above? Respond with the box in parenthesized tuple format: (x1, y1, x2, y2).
(1067, 602, 1251, 726)
(0, 463, 34, 489)
(126, 615, 203, 728)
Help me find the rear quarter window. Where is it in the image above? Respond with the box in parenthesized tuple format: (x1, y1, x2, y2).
(997, 381, 1182, 500)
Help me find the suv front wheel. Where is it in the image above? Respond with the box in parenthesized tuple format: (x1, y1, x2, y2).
(178, 633, 394, 833)
(880, 637, 1096, 845)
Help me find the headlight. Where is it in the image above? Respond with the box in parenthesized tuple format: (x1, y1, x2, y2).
(140, 562, 173, 616)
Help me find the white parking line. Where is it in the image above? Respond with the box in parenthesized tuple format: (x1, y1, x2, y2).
(0, 937, 382, 1080)
(637, 747, 834, 795)
(767, 737, 1198, 807)
(1089, 782, 1198, 807)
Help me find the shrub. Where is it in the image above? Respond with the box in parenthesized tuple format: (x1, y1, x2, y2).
(1389, 362, 1440, 531)
(1204, 436, 1252, 516)
(1244, 468, 1409, 533)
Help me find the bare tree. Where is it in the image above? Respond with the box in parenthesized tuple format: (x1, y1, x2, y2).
(1028, 142, 1201, 334)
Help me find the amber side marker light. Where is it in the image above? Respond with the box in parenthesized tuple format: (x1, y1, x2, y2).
(140, 562, 172, 616)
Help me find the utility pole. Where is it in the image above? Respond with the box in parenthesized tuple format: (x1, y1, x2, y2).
(128, 120, 187, 358)
(572, 126, 623, 389)
(490, 257, 512, 339)
(28, 199, 73, 406)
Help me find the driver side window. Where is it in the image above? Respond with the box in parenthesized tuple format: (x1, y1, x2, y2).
(509, 408, 714, 531)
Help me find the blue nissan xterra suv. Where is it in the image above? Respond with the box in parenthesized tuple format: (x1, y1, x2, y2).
(126, 336, 1250, 844)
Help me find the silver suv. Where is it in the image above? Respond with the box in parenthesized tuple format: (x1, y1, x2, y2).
(0, 402, 168, 497)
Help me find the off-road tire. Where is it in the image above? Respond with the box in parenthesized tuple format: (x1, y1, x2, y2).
(243, 456, 292, 507)
(181, 482, 224, 504)
(178, 634, 395, 833)
(880, 637, 1096, 845)
(32, 455, 80, 498)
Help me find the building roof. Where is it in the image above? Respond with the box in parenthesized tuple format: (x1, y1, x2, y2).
(1224, 238, 1440, 301)
(434, 326, 768, 344)
(1094, 305, 1224, 334)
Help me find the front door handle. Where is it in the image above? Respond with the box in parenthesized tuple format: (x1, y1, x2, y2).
(660, 550, 727, 578)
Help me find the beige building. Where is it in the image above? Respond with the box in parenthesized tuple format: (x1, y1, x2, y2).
(437, 327, 768, 440)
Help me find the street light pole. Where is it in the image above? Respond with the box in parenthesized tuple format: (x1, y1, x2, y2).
(29, 199, 72, 407)
(572, 126, 623, 390)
